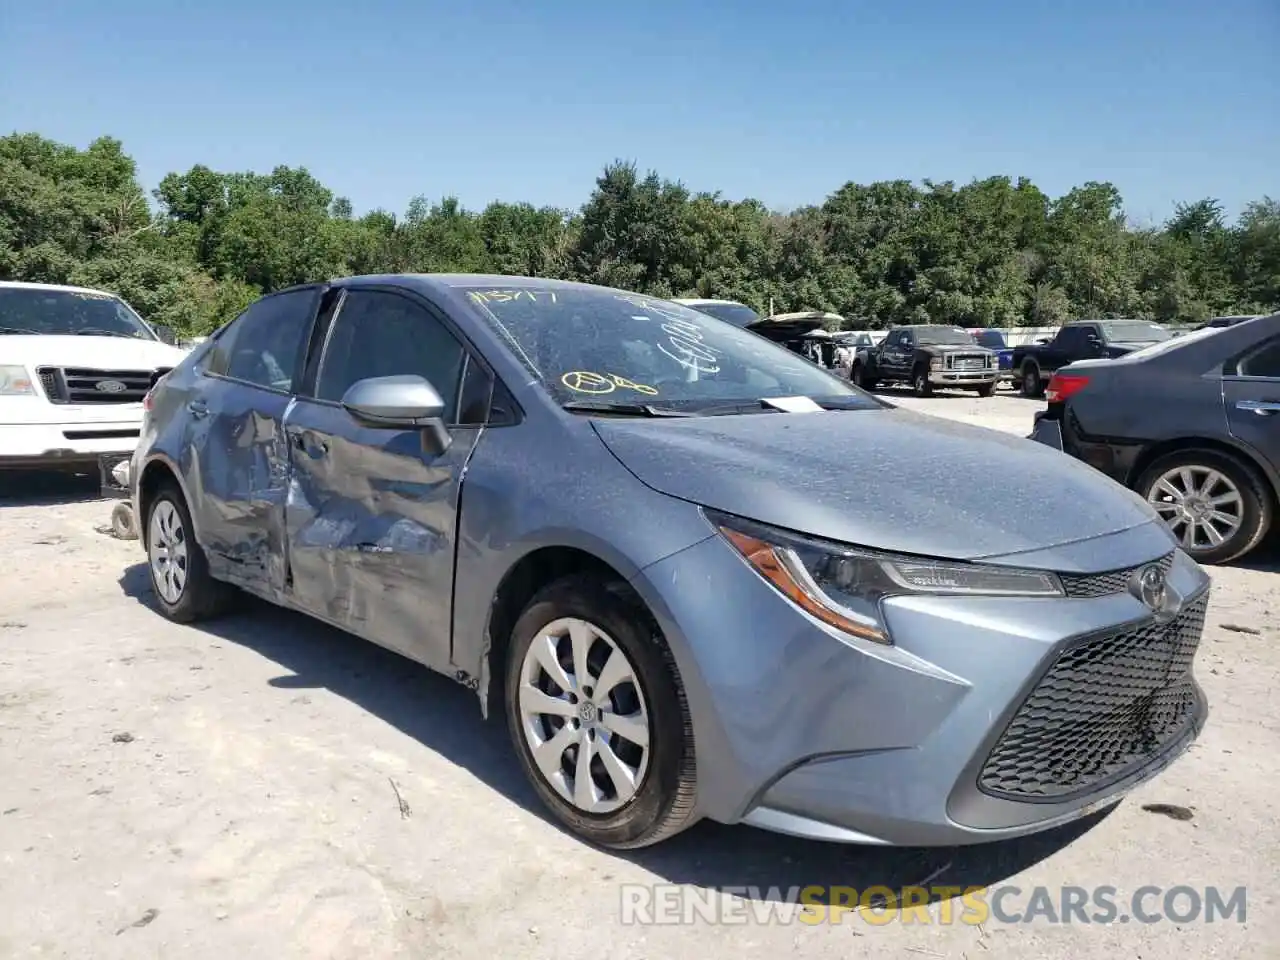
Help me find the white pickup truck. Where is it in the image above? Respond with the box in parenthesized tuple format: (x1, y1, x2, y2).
(0, 281, 189, 474)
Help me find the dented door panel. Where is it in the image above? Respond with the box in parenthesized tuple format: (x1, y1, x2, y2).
(283, 397, 479, 670)
(185, 377, 294, 595)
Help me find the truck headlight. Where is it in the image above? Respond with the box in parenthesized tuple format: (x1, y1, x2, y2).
(0, 365, 36, 396)
(929, 357, 942, 370)
(708, 510, 1064, 645)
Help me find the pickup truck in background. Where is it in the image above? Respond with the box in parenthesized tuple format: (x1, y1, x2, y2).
(1011, 318, 1172, 397)
(851, 324, 998, 397)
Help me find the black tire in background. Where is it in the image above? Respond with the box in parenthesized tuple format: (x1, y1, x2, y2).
(1135, 449, 1273, 565)
(912, 366, 933, 397)
(1020, 361, 1043, 398)
(504, 574, 698, 849)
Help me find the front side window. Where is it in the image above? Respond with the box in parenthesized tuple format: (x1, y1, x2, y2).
(0, 287, 156, 340)
(208, 289, 317, 391)
(458, 284, 876, 411)
(315, 290, 466, 418)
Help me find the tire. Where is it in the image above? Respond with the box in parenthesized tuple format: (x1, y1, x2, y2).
(504, 573, 698, 849)
(1020, 362, 1043, 398)
(1135, 449, 1273, 565)
(854, 364, 878, 391)
(144, 482, 235, 622)
(912, 366, 933, 397)
(110, 502, 138, 540)
(976, 383, 995, 398)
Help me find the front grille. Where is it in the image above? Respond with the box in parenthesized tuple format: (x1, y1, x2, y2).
(946, 353, 989, 370)
(1060, 552, 1175, 598)
(36, 367, 169, 405)
(977, 591, 1208, 802)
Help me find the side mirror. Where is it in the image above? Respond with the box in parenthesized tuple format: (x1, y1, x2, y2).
(341, 375, 452, 455)
(153, 324, 178, 345)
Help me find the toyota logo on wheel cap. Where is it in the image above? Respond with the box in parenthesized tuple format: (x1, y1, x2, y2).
(95, 380, 127, 394)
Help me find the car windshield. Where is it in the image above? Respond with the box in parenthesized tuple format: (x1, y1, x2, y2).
(973, 329, 1007, 349)
(1100, 320, 1171, 342)
(915, 326, 976, 346)
(0, 288, 156, 340)
(684, 302, 761, 328)
(459, 284, 877, 411)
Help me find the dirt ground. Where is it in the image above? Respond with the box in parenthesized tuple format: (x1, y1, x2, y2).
(1, 391, 1276, 959)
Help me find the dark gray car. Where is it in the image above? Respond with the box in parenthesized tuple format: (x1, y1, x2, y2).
(131, 274, 1210, 849)
(1031, 313, 1280, 564)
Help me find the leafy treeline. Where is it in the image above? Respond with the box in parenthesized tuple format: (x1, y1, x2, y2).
(2, 132, 1276, 335)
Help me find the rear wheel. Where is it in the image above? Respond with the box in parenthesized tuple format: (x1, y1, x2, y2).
(505, 574, 698, 849)
(145, 483, 235, 622)
(1136, 450, 1272, 564)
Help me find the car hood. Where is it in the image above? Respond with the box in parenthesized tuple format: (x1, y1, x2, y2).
(1, 335, 188, 369)
(591, 407, 1159, 562)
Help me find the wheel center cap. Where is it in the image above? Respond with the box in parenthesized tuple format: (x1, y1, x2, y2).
(577, 701, 598, 723)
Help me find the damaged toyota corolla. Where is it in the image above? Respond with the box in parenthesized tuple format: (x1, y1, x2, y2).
(131, 275, 1210, 849)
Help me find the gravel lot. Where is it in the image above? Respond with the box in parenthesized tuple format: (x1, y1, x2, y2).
(1, 390, 1276, 959)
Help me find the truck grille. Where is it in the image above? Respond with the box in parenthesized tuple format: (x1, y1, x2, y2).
(947, 353, 990, 370)
(1059, 552, 1176, 599)
(977, 591, 1207, 802)
(36, 367, 169, 405)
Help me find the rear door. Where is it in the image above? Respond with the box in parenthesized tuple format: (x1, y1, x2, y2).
(282, 286, 489, 669)
(1223, 335, 1280, 477)
(183, 286, 321, 595)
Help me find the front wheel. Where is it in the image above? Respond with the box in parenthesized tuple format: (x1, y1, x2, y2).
(912, 367, 933, 397)
(1020, 363, 1043, 398)
(1136, 451, 1272, 564)
(505, 574, 698, 849)
(145, 483, 235, 622)
(976, 383, 996, 398)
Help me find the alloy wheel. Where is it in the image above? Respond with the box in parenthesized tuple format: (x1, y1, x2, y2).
(148, 500, 189, 604)
(1147, 465, 1244, 551)
(516, 617, 651, 814)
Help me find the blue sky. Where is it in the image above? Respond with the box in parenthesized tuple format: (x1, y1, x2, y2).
(3, 0, 1276, 225)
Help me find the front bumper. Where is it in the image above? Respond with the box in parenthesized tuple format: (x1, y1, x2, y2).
(0, 420, 142, 468)
(632, 526, 1209, 846)
(929, 369, 998, 386)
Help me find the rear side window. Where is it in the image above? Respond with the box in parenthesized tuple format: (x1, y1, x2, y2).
(314, 290, 466, 419)
(1238, 339, 1280, 378)
(206, 289, 318, 391)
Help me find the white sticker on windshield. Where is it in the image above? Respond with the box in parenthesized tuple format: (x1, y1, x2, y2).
(763, 395, 823, 413)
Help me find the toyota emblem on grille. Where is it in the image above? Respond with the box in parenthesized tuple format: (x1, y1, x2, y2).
(1133, 564, 1168, 612)
(95, 380, 127, 394)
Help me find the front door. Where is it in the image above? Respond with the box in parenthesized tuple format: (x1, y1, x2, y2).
(183, 286, 321, 595)
(283, 287, 482, 670)
(1223, 334, 1280, 477)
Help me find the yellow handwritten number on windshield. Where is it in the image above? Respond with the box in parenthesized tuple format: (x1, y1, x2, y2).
(561, 372, 659, 396)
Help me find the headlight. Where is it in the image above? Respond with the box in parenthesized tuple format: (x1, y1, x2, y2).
(709, 510, 1064, 645)
(0, 365, 35, 396)
(929, 357, 942, 370)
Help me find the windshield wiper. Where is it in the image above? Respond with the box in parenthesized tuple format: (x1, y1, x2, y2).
(562, 400, 695, 418)
(0, 326, 31, 335)
(76, 328, 134, 338)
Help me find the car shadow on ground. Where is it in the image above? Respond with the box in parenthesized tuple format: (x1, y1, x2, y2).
(117, 561, 1108, 907)
(0, 470, 103, 507)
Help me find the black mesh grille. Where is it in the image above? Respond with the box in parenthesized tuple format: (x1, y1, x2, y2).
(978, 591, 1207, 801)
(1059, 552, 1175, 599)
(35, 366, 169, 405)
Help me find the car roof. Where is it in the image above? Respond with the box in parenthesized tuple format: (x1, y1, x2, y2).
(333, 273, 621, 296)
(670, 298, 746, 306)
(0, 280, 119, 297)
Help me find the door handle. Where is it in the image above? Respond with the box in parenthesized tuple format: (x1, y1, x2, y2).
(187, 399, 208, 418)
(1236, 400, 1280, 416)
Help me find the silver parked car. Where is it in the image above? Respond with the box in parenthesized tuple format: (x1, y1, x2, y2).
(131, 275, 1210, 849)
